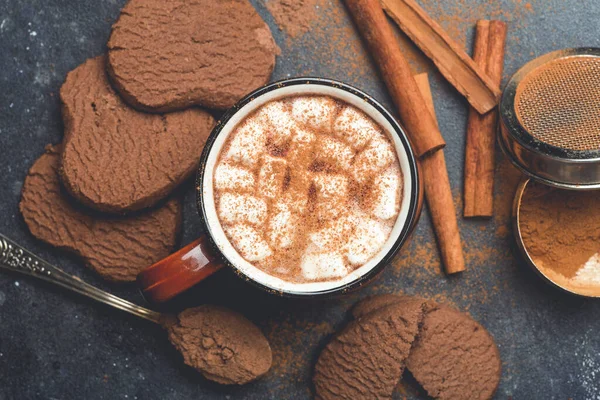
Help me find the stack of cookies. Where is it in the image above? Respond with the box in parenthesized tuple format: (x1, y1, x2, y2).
(20, 0, 279, 282)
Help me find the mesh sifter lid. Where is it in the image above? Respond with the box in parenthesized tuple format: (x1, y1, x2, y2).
(499, 48, 600, 189)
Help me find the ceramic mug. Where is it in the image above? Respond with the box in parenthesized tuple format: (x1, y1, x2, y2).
(137, 78, 422, 303)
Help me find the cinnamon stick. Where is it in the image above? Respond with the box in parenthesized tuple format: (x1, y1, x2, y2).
(414, 73, 466, 274)
(344, 0, 464, 274)
(343, 0, 445, 157)
(463, 20, 507, 218)
(380, 0, 501, 114)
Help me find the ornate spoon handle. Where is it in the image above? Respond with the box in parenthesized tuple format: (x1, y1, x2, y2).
(0, 233, 163, 324)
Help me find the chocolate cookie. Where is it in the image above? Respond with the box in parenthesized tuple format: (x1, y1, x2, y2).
(406, 305, 502, 400)
(313, 297, 426, 400)
(167, 305, 272, 385)
(107, 0, 279, 112)
(20, 145, 182, 282)
(60, 56, 215, 213)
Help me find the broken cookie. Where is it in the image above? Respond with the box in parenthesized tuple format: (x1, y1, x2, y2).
(342, 294, 502, 400)
(60, 56, 215, 213)
(166, 305, 272, 385)
(313, 297, 426, 400)
(107, 0, 279, 112)
(20, 145, 182, 282)
(406, 304, 502, 400)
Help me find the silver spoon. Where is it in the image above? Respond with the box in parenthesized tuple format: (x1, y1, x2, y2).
(0, 233, 166, 324)
(0, 233, 272, 385)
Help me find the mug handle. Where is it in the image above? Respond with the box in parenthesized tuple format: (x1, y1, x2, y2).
(137, 235, 223, 303)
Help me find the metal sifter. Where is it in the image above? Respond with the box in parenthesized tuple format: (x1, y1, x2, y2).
(499, 48, 600, 189)
(500, 48, 600, 297)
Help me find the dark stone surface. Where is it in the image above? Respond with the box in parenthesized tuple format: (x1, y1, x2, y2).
(1, 1, 599, 399)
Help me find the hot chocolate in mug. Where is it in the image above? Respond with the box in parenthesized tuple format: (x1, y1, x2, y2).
(138, 78, 422, 302)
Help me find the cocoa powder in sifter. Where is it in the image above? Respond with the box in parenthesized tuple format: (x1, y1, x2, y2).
(519, 181, 600, 290)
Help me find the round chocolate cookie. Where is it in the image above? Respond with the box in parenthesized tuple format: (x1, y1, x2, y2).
(166, 305, 272, 385)
(60, 56, 215, 213)
(313, 298, 426, 400)
(20, 145, 182, 282)
(107, 0, 279, 112)
(406, 304, 502, 400)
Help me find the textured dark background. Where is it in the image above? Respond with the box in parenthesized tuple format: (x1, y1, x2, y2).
(1, 1, 600, 399)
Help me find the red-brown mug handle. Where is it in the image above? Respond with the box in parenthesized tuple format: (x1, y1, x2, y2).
(137, 235, 223, 303)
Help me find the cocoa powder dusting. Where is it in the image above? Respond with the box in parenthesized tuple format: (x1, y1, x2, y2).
(267, 0, 542, 81)
(386, 157, 522, 309)
(519, 181, 600, 285)
(417, 0, 538, 45)
(215, 95, 401, 284)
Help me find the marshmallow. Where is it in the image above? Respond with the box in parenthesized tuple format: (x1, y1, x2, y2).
(309, 213, 357, 251)
(291, 96, 337, 132)
(345, 218, 387, 266)
(352, 135, 396, 183)
(301, 245, 348, 280)
(267, 202, 298, 249)
(214, 163, 255, 191)
(225, 224, 272, 262)
(258, 155, 288, 199)
(313, 173, 349, 221)
(284, 168, 313, 215)
(313, 135, 355, 170)
(224, 118, 267, 167)
(218, 193, 267, 226)
(333, 106, 380, 150)
(287, 127, 316, 168)
(257, 100, 296, 147)
(370, 164, 402, 220)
